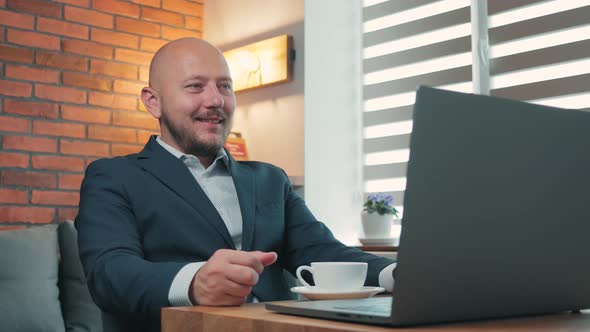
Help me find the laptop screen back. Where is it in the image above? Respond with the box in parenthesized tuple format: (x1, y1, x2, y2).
(391, 86, 590, 325)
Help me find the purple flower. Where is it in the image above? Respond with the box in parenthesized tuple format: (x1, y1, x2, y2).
(367, 193, 393, 206)
(364, 192, 398, 217)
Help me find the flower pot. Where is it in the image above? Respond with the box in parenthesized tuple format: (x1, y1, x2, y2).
(361, 211, 392, 238)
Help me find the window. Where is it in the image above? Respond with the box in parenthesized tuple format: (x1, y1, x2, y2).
(362, 0, 590, 222)
(488, 1, 590, 109)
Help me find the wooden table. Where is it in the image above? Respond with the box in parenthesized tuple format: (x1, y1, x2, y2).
(162, 303, 590, 332)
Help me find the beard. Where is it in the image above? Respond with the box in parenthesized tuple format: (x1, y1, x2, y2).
(160, 109, 232, 158)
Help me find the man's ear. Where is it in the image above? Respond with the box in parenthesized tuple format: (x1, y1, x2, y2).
(141, 87, 162, 119)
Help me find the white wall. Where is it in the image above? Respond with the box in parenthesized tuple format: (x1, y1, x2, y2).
(205, 0, 363, 244)
(205, 0, 304, 177)
(304, 0, 364, 245)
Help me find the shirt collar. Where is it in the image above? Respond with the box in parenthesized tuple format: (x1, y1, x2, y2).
(156, 136, 229, 168)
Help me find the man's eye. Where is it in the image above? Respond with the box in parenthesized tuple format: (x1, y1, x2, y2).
(220, 84, 233, 90)
(187, 83, 203, 89)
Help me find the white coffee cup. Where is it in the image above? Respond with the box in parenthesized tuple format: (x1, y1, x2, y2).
(296, 262, 368, 291)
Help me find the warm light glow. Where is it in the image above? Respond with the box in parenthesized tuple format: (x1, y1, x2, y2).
(489, 0, 590, 28)
(233, 50, 260, 72)
(224, 35, 292, 92)
(364, 0, 470, 33)
(364, 23, 470, 59)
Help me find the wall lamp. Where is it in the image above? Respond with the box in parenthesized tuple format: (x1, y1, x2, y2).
(223, 34, 294, 93)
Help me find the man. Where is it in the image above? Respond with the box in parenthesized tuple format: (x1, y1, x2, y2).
(76, 38, 396, 331)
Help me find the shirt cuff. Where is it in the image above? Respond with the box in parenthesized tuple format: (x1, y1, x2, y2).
(378, 263, 397, 292)
(168, 262, 207, 306)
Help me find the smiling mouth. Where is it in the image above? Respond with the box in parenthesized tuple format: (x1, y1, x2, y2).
(195, 117, 224, 124)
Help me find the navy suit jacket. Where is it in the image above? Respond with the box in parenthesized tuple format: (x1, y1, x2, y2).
(76, 136, 394, 331)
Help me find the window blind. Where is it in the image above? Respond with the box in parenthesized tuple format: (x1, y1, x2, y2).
(362, 0, 590, 219)
(362, 0, 474, 216)
(488, 0, 590, 110)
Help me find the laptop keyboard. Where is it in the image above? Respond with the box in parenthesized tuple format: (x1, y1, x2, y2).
(333, 297, 392, 315)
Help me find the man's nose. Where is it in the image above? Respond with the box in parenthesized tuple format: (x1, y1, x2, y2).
(203, 85, 224, 108)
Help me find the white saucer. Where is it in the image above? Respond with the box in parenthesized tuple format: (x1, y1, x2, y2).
(359, 237, 397, 246)
(290, 286, 385, 300)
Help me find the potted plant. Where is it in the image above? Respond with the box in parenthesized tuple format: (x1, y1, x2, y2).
(361, 192, 399, 238)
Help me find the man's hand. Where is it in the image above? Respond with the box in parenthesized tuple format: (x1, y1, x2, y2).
(190, 249, 278, 306)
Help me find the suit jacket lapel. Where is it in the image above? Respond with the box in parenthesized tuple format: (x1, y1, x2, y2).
(136, 136, 235, 249)
(228, 154, 256, 251)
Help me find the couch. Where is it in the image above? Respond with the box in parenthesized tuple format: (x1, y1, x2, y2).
(0, 221, 103, 331)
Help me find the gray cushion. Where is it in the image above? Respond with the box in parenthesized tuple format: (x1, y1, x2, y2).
(58, 220, 103, 332)
(0, 225, 65, 332)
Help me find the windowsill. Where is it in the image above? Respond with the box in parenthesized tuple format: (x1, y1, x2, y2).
(355, 245, 398, 252)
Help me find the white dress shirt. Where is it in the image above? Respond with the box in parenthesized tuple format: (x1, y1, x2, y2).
(156, 137, 396, 306)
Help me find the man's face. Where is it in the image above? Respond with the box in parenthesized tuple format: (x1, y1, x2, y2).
(156, 44, 236, 157)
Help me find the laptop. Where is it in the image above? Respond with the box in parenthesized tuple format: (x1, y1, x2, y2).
(266, 86, 590, 326)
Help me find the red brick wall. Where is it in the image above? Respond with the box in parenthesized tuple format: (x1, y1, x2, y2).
(0, 0, 204, 228)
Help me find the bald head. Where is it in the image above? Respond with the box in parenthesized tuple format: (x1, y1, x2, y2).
(140, 37, 236, 165)
(148, 37, 229, 91)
